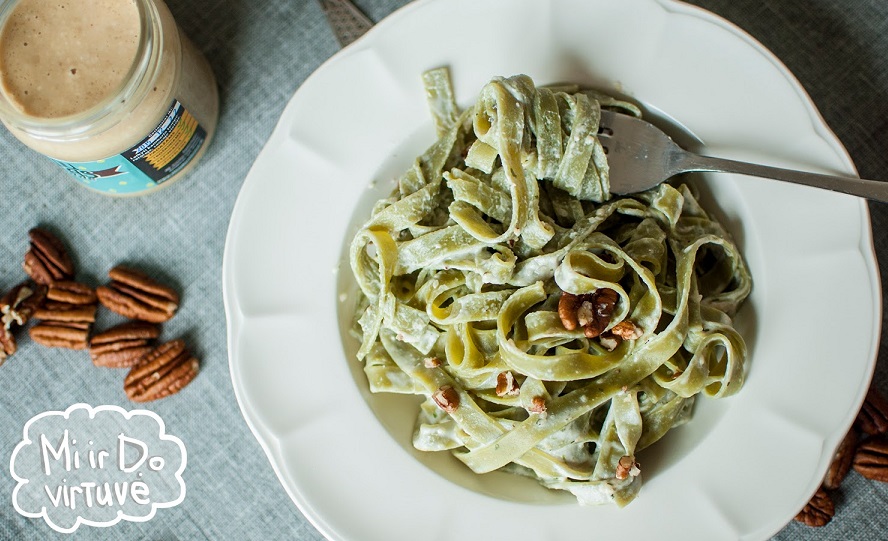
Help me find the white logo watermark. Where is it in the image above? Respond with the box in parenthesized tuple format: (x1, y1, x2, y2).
(10, 404, 187, 533)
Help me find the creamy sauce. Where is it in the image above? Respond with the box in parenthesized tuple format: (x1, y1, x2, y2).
(0, 0, 141, 118)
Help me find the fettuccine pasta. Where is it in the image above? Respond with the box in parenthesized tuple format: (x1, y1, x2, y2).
(348, 69, 751, 506)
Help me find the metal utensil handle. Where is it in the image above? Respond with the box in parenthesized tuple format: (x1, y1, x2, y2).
(318, 0, 373, 47)
(678, 151, 888, 202)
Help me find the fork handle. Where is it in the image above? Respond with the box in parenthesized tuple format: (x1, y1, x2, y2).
(677, 152, 888, 203)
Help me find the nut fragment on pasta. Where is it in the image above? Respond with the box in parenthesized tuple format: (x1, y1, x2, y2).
(615, 455, 640, 480)
(528, 396, 547, 415)
(557, 292, 583, 331)
(599, 335, 620, 351)
(610, 320, 642, 340)
(432, 385, 459, 413)
(423, 356, 441, 368)
(558, 289, 619, 339)
(586, 289, 619, 338)
(496, 371, 520, 397)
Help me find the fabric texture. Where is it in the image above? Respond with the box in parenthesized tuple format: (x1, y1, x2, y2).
(0, 0, 884, 539)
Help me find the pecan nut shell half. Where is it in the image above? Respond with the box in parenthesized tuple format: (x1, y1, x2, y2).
(90, 321, 160, 368)
(23, 228, 74, 285)
(97, 266, 179, 323)
(124, 339, 199, 402)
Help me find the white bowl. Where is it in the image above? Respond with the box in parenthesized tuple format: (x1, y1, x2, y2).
(223, 0, 881, 539)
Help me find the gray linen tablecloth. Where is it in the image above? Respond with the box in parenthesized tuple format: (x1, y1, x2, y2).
(0, 0, 885, 539)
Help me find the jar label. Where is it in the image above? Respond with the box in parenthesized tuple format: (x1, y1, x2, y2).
(51, 100, 207, 194)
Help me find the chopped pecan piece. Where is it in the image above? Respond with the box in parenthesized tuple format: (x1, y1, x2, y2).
(615, 455, 640, 480)
(23, 228, 74, 285)
(124, 339, 199, 402)
(0, 326, 17, 365)
(29, 323, 89, 349)
(432, 384, 460, 413)
(90, 321, 160, 368)
(558, 289, 618, 339)
(823, 429, 859, 489)
(599, 334, 620, 351)
(853, 434, 888, 482)
(0, 282, 46, 328)
(610, 320, 642, 340)
(794, 488, 834, 527)
(97, 266, 179, 323)
(856, 387, 888, 436)
(496, 371, 520, 397)
(528, 396, 547, 416)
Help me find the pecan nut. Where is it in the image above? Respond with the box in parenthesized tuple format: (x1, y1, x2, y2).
(558, 293, 582, 330)
(97, 266, 179, 323)
(29, 323, 90, 349)
(823, 429, 859, 489)
(33, 301, 97, 324)
(23, 228, 74, 285)
(794, 487, 834, 527)
(90, 321, 160, 368)
(856, 387, 888, 436)
(558, 289, 618, 339)
(0, 282, 46, 328)
(124, 339, 199, 402)
(46, 281, 97, 306)
(853, 434, 888, 482)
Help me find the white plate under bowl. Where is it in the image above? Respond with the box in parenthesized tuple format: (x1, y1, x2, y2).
(222, 0, 881, 539)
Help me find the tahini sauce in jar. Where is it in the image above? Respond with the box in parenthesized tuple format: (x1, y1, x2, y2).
(0, 0, 219, 195)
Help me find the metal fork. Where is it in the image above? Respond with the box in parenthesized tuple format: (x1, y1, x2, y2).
(317, 0, 373, 47)
(597, 110, 888, 202)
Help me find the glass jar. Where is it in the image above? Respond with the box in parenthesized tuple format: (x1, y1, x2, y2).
(0, 0, 219, 196)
